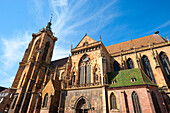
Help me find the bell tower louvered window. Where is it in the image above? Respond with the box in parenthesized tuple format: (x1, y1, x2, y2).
(110, 93, 117, 109)
(79, 55, 91, 85)
(42, 42, 50, 61)
(132, 91, 141, 113)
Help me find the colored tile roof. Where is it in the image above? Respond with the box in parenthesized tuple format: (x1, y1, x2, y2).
(106, 34, 167, 54)
(108, 68, 156, 88)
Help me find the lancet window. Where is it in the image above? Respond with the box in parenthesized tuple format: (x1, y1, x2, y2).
(159, 52, 170, 82)
(42, 42, 50, 61)
(113, 60, 120, 71)
(43, 93, 48, 107)
(110, 93, 117, 109)
(141, 55, 156, 83)
(151, 91, 161, 113)
(79, 55, 91, 85)
(127, 58, 134, 69)
(32, 39, 40, 58)
(132, 91, 141, 113)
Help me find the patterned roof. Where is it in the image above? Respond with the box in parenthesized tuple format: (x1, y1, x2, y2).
(106, 34, 167, 54)
(108, 68, 156, 88)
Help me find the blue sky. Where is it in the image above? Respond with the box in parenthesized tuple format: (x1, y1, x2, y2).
(0, 0, 170, 87)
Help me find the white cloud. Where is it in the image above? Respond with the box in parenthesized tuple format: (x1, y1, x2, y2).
(52, 0, 68, 7)
(49, 0, 120, 60)
(0, 32, 31, 70)
(0, 0, 121, 87)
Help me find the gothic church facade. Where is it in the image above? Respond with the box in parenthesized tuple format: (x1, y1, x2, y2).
(0, 21, 170, 113)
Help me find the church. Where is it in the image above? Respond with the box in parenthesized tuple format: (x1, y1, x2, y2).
(0, 20, 170, 113)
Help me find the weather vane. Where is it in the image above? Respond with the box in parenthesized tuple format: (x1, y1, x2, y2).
(50, 14, 53, 22)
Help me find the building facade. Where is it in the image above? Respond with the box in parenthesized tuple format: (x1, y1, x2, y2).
(0, 22, 170, 113)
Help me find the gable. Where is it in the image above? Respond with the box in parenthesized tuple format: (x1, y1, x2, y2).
(76, 35, 97, 48)
(42, 79, 55, 95)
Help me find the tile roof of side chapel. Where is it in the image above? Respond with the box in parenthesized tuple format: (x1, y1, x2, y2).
(108, 68, 156, 88)
(106, 34, 167, 54)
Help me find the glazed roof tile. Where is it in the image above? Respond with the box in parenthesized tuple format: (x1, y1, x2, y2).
(108, 68, 156, 88)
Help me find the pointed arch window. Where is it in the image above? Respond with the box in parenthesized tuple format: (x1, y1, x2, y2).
(132, 91, 141, 113)
(42, 42, 50, 61)
(159, 52, 170, 82)
(141, 55, 156, 83)
(113, 61, 120, 71)
(127, 58, 134, 69)
(151, 91, 161, 113)
(110, 93, 117, 109)
(43, 93, 48, 107)
(79, 55, 91, 85)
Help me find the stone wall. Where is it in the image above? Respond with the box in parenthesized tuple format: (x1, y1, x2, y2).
(59, 86, 107, 113)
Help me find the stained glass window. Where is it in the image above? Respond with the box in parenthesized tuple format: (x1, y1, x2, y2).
(110, 93, 117, 109)
(159, 52, 170, 82)
(141, 55, 156, 83)
(127, 58, 134, 69)
(113, 61, 120, 71)
(79, 55, 91, 85)
(132, 91, 141, 113)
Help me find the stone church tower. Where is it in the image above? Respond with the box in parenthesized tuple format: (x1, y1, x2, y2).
(8, 19, 58, 113)
(0, 19, 169, 112)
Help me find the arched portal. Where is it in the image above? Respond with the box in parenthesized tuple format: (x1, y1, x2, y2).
(75, 96, 90, 113)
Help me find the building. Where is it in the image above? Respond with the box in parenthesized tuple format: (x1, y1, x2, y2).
(0, 20, 170, 113)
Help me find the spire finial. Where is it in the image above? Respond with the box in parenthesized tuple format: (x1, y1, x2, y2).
(46, 14, 53, 30)
(100, 35, 101, 42)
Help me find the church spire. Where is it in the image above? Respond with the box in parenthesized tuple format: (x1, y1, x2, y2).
(46, 15, 52, 30)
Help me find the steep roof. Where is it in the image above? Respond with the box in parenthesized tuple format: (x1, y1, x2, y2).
(75, 35, 97, 48)
(108, 68, 156, 88)
(50, 57, 68, 68)
(0, 86, 7, 92)
(0, 88, 9, 93)
(106, 34, 167, 54)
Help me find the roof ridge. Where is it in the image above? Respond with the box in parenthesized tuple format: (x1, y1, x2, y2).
(106, 34, 155, 48)
(139, 69, 156, 86)
(157, 34, 168, 42)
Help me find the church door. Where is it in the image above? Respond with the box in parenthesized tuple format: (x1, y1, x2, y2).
(76, 98, 89, 113)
